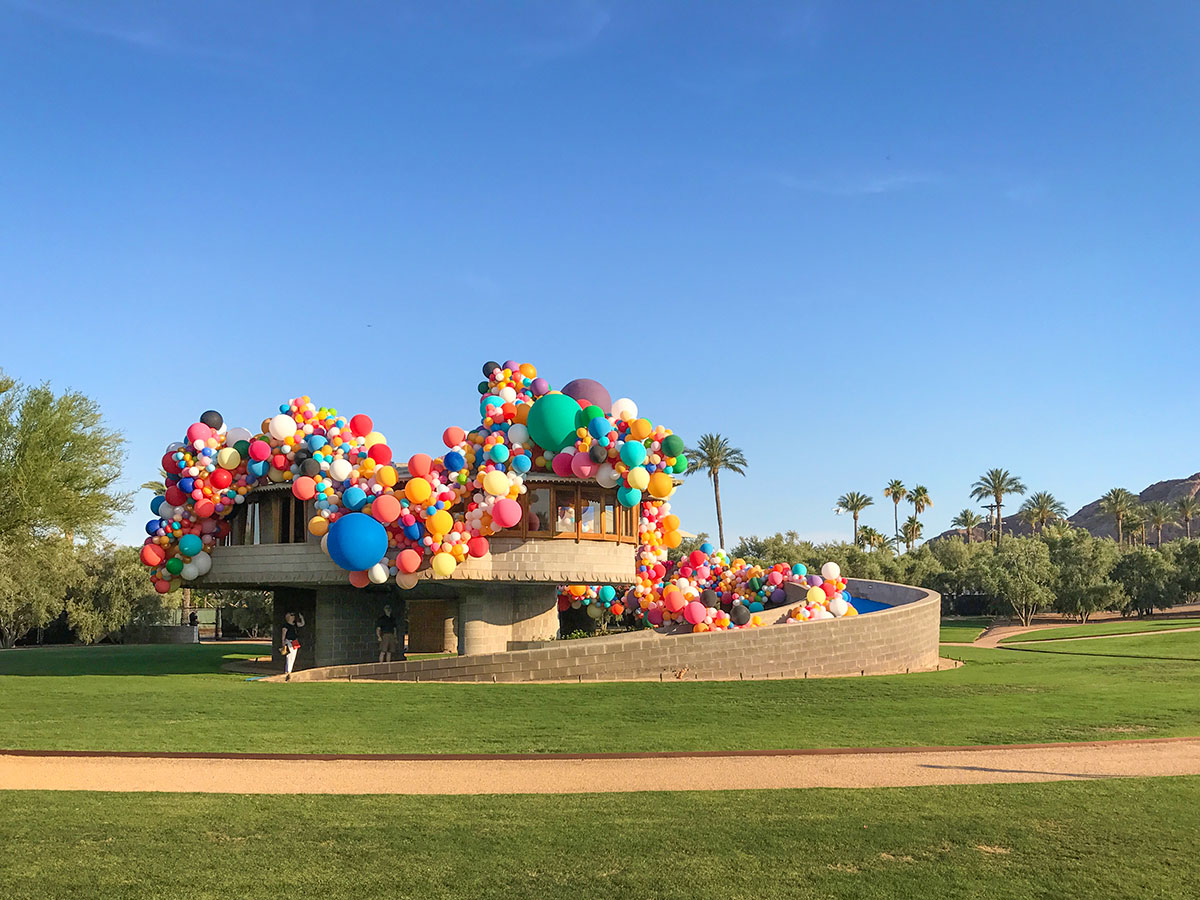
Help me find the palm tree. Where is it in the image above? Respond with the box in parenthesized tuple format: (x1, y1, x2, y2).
(1099, 488, 1136, 544)
(857, 525, 883, 551)
(908, 485, 932, 519)
(970, 469, 1027, 544)
(836, 491, 874, 546)
(1145, 501, 1175, 548)
(901, 515, 923, 552)
(951, 509, 984, 543)
(1018, 491, 1068, 534)
(883, 480, 907, 543)
(1178, 496, 1199, 540)
(684, 433, 747, 551)
(141, 467, 169, 495)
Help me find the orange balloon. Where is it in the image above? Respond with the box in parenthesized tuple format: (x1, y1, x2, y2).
(404, 477, 432, 504)
(370, 494, 401, 524)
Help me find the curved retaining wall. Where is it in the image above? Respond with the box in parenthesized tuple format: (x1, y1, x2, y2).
(280, 578, 941, 683)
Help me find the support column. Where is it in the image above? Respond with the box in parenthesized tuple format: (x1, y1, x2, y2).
(456, 585, 559, 656)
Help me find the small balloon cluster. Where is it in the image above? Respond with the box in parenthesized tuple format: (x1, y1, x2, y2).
(140, 360, 691, 592)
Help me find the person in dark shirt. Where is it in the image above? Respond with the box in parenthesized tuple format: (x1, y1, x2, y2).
(280, 611, 304, 681)
(376, 604, 402, 663)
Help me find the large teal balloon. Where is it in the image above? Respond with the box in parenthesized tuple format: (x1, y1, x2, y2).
(178, 534, 202, 558)
(526, 393, 582, 453)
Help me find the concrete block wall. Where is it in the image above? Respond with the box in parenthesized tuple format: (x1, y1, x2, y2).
(312, 586, 396, 667)
(408, 600, 457, 653)
(283, 579, 941, 684)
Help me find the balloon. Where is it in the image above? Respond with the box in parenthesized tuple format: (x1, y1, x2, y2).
(467, 536, 489, 558)
(405, 476, 432, 504)
(647, 606, 664, 626)
(483, 470, 510, 497)
(821, 561, 841, 580)
(209, 468, 232, 490)
(370, 494, 401, 524)
(308, 516, 329, 537)
(368, 444, 392, 465)
(512, 454, 532, 474)
(571, 452, 598, 478)
(526, 393, 582, 452)
(661, 434, 685, 458)
(348, 570, 371, 589)
(552, 451, 575, 477)
(431, 552, 457, 577)
(663, 590, 686, 613)
(225, 427, 253, 445)
(178, 534, 202, 557)
(617, 486, 642, 507)
(376, 465, 398, 487)
(398, 548, 422, 573)
(216, 448, 241, 470)
(268, 414, 297, 441)
(248, 440, 271, 462)
(647, 471, 674, 499)
(630, 418, 652, 441)
(350, 414, 373, 436)
(408, 454, 432, 478)
(586, 602, 603, 619)
(829, 596, 849, 617)
(329, 458, 353, 482)
(626, 467, 650, 491)
(560, 378, 612, 414)
(596, 463, 620, 489)
(192, 551, 212, 575)
(806, 586, 826, 605)
(598, 585, 616, 603)
(342, 486, 368, 511)
(443, 426, 466, 447)
(731, 604, 751, 626)
(186, 422, 212, 443)
(426, 510, 453, 536)
(368, 563, 389, 585)
(140, 544, 165, 567)
(443, 451, 466, 472)
(492, 498, 522, 528)
(610, 398, 638, 421)
(326, 513, 389, 572)
(684, 600, 707, 625)
(620, 440, 647, 467)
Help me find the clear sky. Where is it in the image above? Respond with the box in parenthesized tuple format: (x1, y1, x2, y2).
(2, 1, 1198, 549)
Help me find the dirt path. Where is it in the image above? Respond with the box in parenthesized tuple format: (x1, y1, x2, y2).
(2, 738, 1198, 794)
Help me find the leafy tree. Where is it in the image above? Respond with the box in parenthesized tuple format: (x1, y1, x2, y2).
(194, 588, 274, 638)
(684, 433, 747, 551)
(856, 525, 884, 551)
(667, 531, 712, 565)
(1178, 496, 1200, 540)
(1113, 547, 1178, 615)
(835, 491, 874, 545)
(970, 469, 1027, 544)
(893, 543, 944, 589)
(65, 544, 150, 644)
(883, 480, 906, 542)
(926, 538, 991, 605)
(901, 515, 923, 551)
(0, 373, 129, 542)
(730, 531, 817, 569)
(1163, 540, 1200, 605)
(908, 485, 932, 519)
(1099, 488, 1136, 545)
(951, 509, 984, 543)
(1144, 501, 1175, 548)
(980, 537, 1056, 626)
(1044, 528, 1121, 622)
(0, 537, 83, 647)
(1018, 491, 1068, 533)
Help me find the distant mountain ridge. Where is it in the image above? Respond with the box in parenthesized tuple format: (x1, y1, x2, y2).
(931, 472, 1200, 543)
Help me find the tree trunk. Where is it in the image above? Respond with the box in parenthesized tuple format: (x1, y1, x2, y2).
(1187, 518, 1192, 540)
(852, 512, 859, 546)
(893, 501, 900, 542)
(713, 471, 725, 551)
(1116, 515, 1122, 545)
(996, 498, 1003, 544)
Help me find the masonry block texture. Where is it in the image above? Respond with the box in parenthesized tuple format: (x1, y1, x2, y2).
(282, 579, 942, 684)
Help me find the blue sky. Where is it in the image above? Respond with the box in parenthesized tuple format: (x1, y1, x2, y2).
(2, 1, 1198, 549)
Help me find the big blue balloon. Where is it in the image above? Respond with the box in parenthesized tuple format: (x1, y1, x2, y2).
(326, 513, 389, 572)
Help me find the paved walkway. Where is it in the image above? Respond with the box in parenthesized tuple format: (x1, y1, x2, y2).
(2, 738, 1198, 794)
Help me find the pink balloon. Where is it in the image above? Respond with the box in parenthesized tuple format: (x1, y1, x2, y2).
(684, 600, 707, 625)
(248, 440, 271, 462)
(492, 498, 522, 529)
(647, 607, 664, 626)
(571, 452, 598, 478)
(186, 423, 212, 443)
(552, 451, 575, 477)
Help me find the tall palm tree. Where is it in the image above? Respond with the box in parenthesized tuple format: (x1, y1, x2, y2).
(883, 480, 907, 543)
(684, 433, 747, 551)
(1178, 495, 1199, 540)
(857, 525, 883, 551)
(836, 491, 874, 546)
(1018, 491, 1068, 533)
(1145, 501, 1175, 548)
(951, 509, 984, 543)
(908, 485, 932, 519)
(1099, 488, 1136, 544)
(970, 469, 1027, 544)
(901, 515, 923, 552)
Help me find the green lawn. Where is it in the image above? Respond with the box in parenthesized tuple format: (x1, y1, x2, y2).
(939, 616, 993, 643)
(2, 779, 1198, 899)
(1001, 617, 1200, 643)
(1007, 631, 1200, 662)
(2, 640, 1199, 754)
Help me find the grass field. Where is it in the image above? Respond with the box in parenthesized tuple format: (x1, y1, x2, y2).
(2, 638, 1199, 754)
(2, 778, 1198, 899)
(1007, 631, 1200, 661)
(939, 616, 992, 643)
(1000, 617, 1200, 643)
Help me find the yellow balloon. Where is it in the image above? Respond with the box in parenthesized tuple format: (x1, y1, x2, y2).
(626, 467, 650, 491)
(431, 551, 457, 577)
(216, 448, 241, 470)
(427, 510, 453, 536)
(404, 477, 432, 504)
(364, 431, 387, 449)
(376, 465, 398, 487)
(483, 470, 510, 497)
(267, 466, 288, 483)
(308, 516, 329, 537)
(806, 586, 826, 605)
(648, 471, 674, 499)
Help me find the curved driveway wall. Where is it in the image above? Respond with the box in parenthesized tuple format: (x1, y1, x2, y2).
(282, 578, 941, 684)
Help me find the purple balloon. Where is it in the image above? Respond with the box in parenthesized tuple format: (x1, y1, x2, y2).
(561, 378, 612, 415)
(807, 574, 822, 586)
(531, 377, 550, 397)
(503, 359, 520, 371)
(770, 587, 787, 605)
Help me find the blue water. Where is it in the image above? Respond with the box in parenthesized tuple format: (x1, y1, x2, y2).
(848, 596, 891, 615)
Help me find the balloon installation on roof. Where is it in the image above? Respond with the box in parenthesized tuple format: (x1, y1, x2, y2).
(141, 360, 857, 632)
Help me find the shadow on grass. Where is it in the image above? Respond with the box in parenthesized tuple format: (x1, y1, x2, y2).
(0, 643, 268, 677)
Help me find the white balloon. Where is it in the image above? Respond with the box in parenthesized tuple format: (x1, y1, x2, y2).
(821, 561, 841, 580)
(268, 414, 297, 441)
(320, 534, 329, 555)
(611, 398, 638, 421)
(328, 458, 353, 482)
(191, 551, 212, 575)
(829, 597, 849, 617)
(180, 563, 199, 581)
(499, 386, 517, 403)
(368, 563, 389, 584)
(225, 427, 253, 444)
(596, 462, 620, 489)
(507, 424, 530, 446)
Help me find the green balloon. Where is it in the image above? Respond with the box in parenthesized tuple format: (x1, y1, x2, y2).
(233, 440, 250, 458)
(672, 455, 688, 473)
(165, 557, 184, 575)
(661, 434, 685, 458)
(527, 393, 583, 452)
(581, 404, 604, 424)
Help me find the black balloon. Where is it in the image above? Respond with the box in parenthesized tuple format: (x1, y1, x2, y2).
(301, 458, 322, 477)
(482, 360, 500, 377)
(731, 604, 751, 626)
(589, 443, 608, 463)
(200, 409, 223, 429)
(700, 589, 719, 607)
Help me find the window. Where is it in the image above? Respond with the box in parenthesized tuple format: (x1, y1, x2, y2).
(525, 486, 552, 535)
(580, 487, 612, 538)
(553, 487, 578, 536)
(280, 496, 308, 544)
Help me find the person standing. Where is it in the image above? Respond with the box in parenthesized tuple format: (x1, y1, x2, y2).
(280, 611, 304, 681)
(376, 604, 403, 663)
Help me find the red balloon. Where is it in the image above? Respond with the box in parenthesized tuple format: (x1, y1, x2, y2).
(443, 426, 466, 448)
(663, 590, 686, 614)
(194, 499, 215, 518)
(371, 494, 401, 524)
(140, 544, 165, 567)
(154, 579, 172, 594)
(271, 454, 288, 470)
(821, 582, 837, 598)
(398, 548, 422, 574)
(467, 536, 489, 558)
(209, 468, 233, 489)
(161, 453, 181, 475)
(292, 476, 316, 501)
(348, 570, 370, 588)
(689, 549, 708, 568)
(684, 600, 707, 625)
(164, 486, 186, 507)
(350, 414, 374, 436)
(408, 454, 432, 478)
(368, 444, 392, 465)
